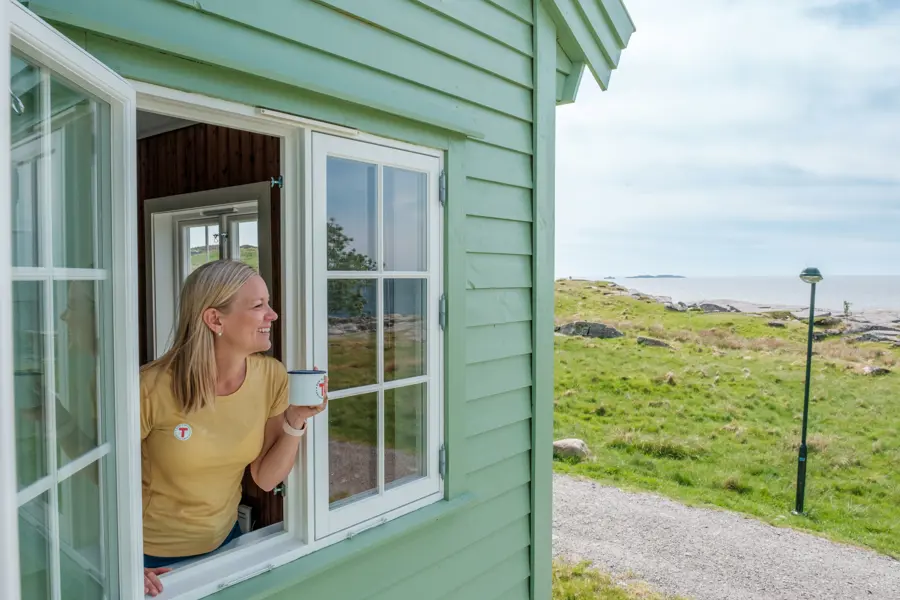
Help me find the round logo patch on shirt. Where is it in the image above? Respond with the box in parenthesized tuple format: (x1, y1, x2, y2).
(174, 423, 192, 441)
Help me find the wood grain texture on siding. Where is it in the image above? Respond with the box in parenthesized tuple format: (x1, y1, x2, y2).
(466, 288, 532, 327)
(467, 253, 532, 290)
(264, 487, 531, 600)
(466, 388, 532, 437)
(466, 216, 532, 256)
(465, 178, 533, 222)
(466, 420, 532, 473)
(466, 452, 532, 501)
(466, 354, 533, 401)
(366, 518, 531, 600)
(465, 322, 533, 365)
(316, 0, 533, 88)
(440, 547, 531, 600)
(411, 0, 533, 55)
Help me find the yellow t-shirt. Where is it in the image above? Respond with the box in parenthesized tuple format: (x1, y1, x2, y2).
(140, 354, 289, 557)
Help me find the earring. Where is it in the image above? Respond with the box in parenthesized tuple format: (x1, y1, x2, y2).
(217, 329, 223, 337)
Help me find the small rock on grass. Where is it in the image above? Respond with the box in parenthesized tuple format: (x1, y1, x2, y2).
(767, 321, 786, 328)
(553, 438, 591, 461)
(637, 336, 673, 349)
(861, 365, 891, 376)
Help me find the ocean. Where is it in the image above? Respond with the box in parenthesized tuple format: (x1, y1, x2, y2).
(603, 276, 900, 312)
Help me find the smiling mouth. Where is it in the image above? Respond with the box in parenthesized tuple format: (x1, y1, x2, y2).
(258, 328, 271, 334)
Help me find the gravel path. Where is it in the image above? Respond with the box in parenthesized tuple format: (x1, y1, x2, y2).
(552, 473, 900, 600)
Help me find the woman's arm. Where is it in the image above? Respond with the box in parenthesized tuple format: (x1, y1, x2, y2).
(250, 402, 327, 492)
(249, 413, 304, 492)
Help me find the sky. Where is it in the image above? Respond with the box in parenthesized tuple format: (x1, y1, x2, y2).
(554, 0, 900, 278)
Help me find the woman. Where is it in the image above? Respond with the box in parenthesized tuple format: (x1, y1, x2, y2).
(140, 260, 326, 597)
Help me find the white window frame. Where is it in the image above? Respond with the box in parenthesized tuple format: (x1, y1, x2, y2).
(1, 2, 142, 600)
(1, 6, 446, 595)
(131, 84, 446, 600)
(311, 132, 444, 538)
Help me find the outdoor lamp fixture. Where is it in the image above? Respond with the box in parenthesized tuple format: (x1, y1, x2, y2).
(793, 267, 823, 515)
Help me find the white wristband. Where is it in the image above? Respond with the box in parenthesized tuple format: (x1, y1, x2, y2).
(282, 416, 307, 437)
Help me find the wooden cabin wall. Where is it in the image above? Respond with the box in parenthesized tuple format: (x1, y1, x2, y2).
(136, 123, 283, 527)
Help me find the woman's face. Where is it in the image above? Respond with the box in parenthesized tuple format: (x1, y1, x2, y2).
(214, 275, 277, 355)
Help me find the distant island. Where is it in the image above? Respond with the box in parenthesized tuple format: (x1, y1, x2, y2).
(625, 274, 686, 279)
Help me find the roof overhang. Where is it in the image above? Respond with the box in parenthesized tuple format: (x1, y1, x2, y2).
(544, 0, 635, 103)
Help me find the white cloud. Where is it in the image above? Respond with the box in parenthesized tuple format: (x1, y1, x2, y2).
(555, 0, 900, 277)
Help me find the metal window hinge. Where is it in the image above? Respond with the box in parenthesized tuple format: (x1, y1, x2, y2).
(439, 444, 446, 480)
(270, 175, 283, 189)
(438, 170, 446, 206)
(438, 293, 447, 331)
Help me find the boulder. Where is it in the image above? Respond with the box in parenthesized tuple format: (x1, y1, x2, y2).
(553, 438, 590, 460)
(664, 302, 687, 312)
(862, 365, 891, 377)
(767, 321, 786, 328)
(637, 336, 672, 349)
(556, 321, 624, 339)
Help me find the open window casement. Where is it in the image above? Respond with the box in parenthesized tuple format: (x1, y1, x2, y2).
(1, 1, 142, 599)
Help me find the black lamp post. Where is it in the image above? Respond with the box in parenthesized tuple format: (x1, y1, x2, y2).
(793, 267, 823, 515)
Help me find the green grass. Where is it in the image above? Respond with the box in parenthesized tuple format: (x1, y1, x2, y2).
(553, 280, 900, 558)
(553, 560, 688, 600)
(189, 246, 259, 271)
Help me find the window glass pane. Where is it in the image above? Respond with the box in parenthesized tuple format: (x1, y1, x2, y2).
(55, 281, 102, 467)
(385, 384, 427, 489)
(10, 54, 42, 267)
(51, 75, 108, 269)
(328, 279, 377, 391)
(59, 462, 108, 599)
(235, 219, 259, 270)
(187, 223, 220, 274)
(384, 279, 427, 382)
(18, 493, 53, 600)
(383, 167, 427, 272)
(329, 393, 378, 507)
(13, 281, 47, 489)
(327, 157, 377, 271)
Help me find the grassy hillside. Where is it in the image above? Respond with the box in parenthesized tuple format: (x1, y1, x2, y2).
(553, 280, 900, 558)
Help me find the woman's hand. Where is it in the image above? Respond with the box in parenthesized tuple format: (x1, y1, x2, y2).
(144, 567, 171, 597)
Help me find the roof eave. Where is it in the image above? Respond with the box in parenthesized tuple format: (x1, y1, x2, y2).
(544, 0, 635, 101)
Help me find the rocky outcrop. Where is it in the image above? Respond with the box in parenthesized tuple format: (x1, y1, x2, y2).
(694, 302, 739, 314)
(854, 331, 900, 344)
(556, 321, 624, 339)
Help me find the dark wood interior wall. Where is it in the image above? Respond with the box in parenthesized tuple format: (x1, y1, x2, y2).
(136, 123, 284, 527)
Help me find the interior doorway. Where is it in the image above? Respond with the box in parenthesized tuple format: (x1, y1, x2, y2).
(135, 109, 286, 531)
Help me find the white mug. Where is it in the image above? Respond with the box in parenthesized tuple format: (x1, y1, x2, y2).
(287, 369, 328, 406)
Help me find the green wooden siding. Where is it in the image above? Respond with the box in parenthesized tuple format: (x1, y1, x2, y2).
(30, 0, 550, 598)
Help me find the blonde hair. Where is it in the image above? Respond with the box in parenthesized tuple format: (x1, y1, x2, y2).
(142, 259, 258, 414)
